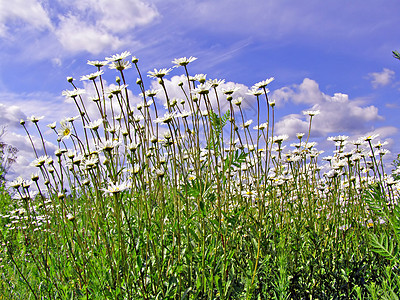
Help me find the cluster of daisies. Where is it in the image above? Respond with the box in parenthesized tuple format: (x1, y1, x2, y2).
(1, 51, 399, 232)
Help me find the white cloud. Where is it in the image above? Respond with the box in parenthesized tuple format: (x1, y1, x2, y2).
(0, 0, 159, 55)
(272, 78, 384, 138)
(54, 0, 159, 54)
(55, 14, 126, 54)
(367, 68, 395, 89)
(0, 0, 52, 37)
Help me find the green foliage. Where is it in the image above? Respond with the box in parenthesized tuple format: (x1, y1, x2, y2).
(207, 109, 230, 155)
(364, 183, 400, 296)
(393, 50, 400, 61)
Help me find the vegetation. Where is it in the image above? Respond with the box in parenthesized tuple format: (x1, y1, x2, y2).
(0, 52, 399, 299)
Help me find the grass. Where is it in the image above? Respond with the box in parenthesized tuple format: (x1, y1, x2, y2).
(0, 53, 399, 299)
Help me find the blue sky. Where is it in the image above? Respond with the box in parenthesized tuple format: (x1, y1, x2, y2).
(1, 0, 400, 177)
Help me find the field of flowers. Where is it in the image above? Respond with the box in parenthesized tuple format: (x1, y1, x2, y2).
(0, 52, 399, 299)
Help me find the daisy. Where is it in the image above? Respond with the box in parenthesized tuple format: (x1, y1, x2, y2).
(247, 88, 263, 96)
(87, 60, 108, 67)
(98, 139, 121, 152)
(242, 120, 253, 128)
(191, 83, 212, 95)
(222, 86, 240, 95)
(253, 122, 268, 130)
(252, 77, 275, 89)
(105, 51, 131, 62)
(27, 115, 44, 123)
(233, 97, 244, 106)
(147, 68, 172, 79)
(154, 112, 176, 124)
(363, 134, 379, 142)
(62, 88, 85, 98)
(193, 73, 207, 83)
(208, 78, 225, 87)
(84, 119, 103, 130)
(65, 116, 80, 123)
(80, 70, 104, 81)
(109, 60, 132, 71)
(9, 177, 24, 189)
(108, 84, 129, 95)
(172, 56, 197, 67)
(144, 89, 160, 97)
(101, 180, 131, 196)
(31, 155, 49, 168)
(47, 122, 56, 129)
(302, 110, 320, 117)
(57, 120, 72, 140)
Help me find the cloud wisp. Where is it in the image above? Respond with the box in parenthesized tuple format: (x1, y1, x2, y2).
(367, 68, 396, 89)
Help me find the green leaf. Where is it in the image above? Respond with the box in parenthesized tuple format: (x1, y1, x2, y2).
(369, 233, 398, 261)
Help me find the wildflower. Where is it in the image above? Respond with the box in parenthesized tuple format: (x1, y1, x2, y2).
(87, 60, 108, 67)
(247, 87, 263, 96)
(155, 168, 165, 178)
(374, 140, 388, 149)
(191, 83, 212, 95)
(84, 119, 103, 130)
(57, 120, 72, 140)
(363, 134, 379, 142)
(108, 84, 129, 96)
(172, 56, 197, 67)
(163, 131, 172, 140)
(166, 98, 178, 108)
(101, 180, 131, 196)
(147, 68, 172, 79)
(47, 122, 56, 129)
(242, 120, 253, 128)
(327, 135, 348, 143)
(73, 154, 84, 165)
(252, 77, 274, 89)
(379, 149, 390, 156)
(66, 213, 75, 222)
(222, 86, 240, 95)
(273, 134, 289, 144)
(80, 70, 104, 81)
(233, 97, 244, 106)
(303, 110, 320, 117)
(98, 139, 121, 152)
(178, 110, 192, 118)
(31, 156, 49, 168)
(155, 112, 176, 124)
(201, 110, 209, 116)
(131, 114, 144, 123)
(65, 116, 80, 123)
(208, 78, 225, 87)
(144, 89, 160, 97)
(193, 73, 207, 83)
(253, 122, 268, 130)
(109, 60, 132, 71)
(105, 51, 131, 62)
(9, 177, 23, 189)
(83, 157, 99, 170)
(27, 115, 44, 123)
(31, 173, 39, 182)
(144, 99, 153, 107)
(296, 133, 305, 139)
(62, 88, 85, 98)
